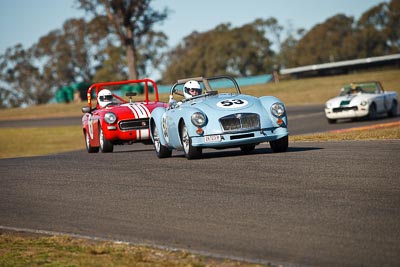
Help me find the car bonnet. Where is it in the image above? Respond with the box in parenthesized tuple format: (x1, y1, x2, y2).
(328, 94, 363, 107)
(186, 94, 259, 113)
(106, 103, 152, 119)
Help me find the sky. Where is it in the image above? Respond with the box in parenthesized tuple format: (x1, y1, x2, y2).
(0, 0, 388, 55)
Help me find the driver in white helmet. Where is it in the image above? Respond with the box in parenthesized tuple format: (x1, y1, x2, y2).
(97, 89, 113, 108)
(183, 80, 202, 99)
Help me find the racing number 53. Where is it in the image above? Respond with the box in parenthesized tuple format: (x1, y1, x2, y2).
(217, 99, 249, 109)
(221, 99, 244, 106)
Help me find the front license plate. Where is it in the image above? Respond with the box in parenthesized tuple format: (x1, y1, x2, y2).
(205, 135, 221, 142)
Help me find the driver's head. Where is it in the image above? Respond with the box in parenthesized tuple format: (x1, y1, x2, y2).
(97, 89, 113, 108)
(183, 80, 202, 99)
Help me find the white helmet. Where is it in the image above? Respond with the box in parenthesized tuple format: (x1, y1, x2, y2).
(183, 80, 202, 99)
(97, 89, 113, 108)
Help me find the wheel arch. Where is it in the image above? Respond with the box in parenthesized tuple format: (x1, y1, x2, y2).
(150, 117, 168, 146)
(178, 118, 186, 144)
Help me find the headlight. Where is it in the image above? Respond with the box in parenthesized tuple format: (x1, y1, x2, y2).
(104, 112, 117, 124)
(360, 100, 368, 106)
(271, 103, 285, 118)
(325, 102, 332, 108)
(191, 112, 206, 127)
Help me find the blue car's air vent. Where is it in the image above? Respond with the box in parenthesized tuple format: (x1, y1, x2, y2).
(219, 113, 260, 132)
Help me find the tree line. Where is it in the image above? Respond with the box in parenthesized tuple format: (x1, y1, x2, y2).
(0, 0, 399, 108)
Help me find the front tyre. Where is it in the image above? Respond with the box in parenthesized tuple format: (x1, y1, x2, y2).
(388, 100, 397, 117)
(180, 122, 202, 159)
(327, 118, 337, 124)
(152, 123, 172, 158)
(85, 131, 99, 153)
(270, 135, 288, 153)
(240, 144, 256, 154)
(99, 127, 113, 153)
(368, 103, 377, 120)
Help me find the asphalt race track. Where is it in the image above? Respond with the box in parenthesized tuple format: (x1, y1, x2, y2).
(1, 105, 400, 267)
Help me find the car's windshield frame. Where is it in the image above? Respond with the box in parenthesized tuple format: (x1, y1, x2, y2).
(170, 75, 241, 103)
(339, 81, 383, 96)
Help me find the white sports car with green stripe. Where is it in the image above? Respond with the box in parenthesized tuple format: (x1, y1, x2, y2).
(324, 81, 398, 124)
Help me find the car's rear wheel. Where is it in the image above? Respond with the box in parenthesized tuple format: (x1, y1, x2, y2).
(180, 122, 202, 159)
(99, 127, 113, 153)
(85, 131, 99, 153)
(152, 123, 172, 158)
(240, 144, 256, 153)
(270, 135, 288, 153)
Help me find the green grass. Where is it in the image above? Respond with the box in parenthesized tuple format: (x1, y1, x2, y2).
(0, 233, 265, 267)
(0, 126, 83, 159)
(291, 125, 400, 142)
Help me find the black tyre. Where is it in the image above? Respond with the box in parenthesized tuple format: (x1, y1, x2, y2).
(388, 100, 397, 117)
(240, 144, 256, 153)
(327, 118, 337, 124)
(99, 127, 113, 153)
(180, 122, 202, 159)
(270, 135, 288, 153)
(368, 103, 377, 120)
(152, 123, 172, 158)
(85, 131, 99, 153)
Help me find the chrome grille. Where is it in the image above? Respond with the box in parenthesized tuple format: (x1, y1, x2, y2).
(119, 118, 149, 130)
(219, 113, 260, 132)
(333, 106, 358, 112)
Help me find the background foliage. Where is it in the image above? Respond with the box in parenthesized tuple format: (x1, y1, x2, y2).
(0, 0, 399, 108)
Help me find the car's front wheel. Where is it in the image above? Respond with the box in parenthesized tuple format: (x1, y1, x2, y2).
(152, 123, 172, 158)
(180, 122, 202, 159)
(327, 118, 337, 124)
(85, 131, 99, 153)
(240, 144, 256, 153)
(368, 103, 377, 120)
(388, 100, 397, 117)
(99, 127, 113, 153)
(270, 135, 288, 153)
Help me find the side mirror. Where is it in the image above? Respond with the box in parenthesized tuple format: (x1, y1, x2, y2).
(82, 106, 91, 113)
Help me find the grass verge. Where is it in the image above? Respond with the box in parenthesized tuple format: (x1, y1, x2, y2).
(291, 124, 400, 142)
(0, 232, 265, 267)
(0, 126, 83, 159)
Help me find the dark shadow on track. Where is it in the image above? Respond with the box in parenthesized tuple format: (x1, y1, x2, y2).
(170, 146, 323, 160)
(112, 148, 154, 154)
(332, 114, 399, 124)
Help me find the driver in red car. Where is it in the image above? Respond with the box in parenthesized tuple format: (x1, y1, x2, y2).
(97, 89, 114, 108)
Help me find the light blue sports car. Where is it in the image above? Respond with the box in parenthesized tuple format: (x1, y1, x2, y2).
(150, 75, 289, 159)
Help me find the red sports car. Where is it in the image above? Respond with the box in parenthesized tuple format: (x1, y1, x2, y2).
(81, 79, 166, 153)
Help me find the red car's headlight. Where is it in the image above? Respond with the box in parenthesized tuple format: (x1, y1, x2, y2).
(104, 112, 117, 124)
